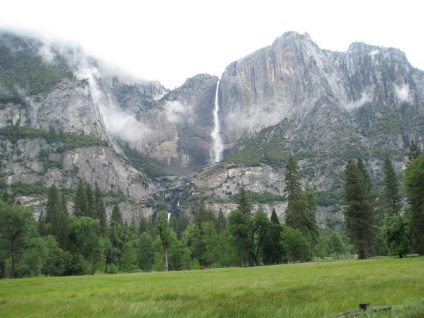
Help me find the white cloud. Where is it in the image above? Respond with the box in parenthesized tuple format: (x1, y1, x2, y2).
(394, 84, 410, 103)
(345, 92, 372, 110)
(164, 101, 193, 124)
(0, 0, 423, 89)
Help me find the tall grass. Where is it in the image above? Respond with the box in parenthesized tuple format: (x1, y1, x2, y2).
(0, 257, 423, 317)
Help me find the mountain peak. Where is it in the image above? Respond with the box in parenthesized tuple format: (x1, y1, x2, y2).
(273, 31, 313, 45)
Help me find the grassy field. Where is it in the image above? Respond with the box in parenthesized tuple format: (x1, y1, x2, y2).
(0, 257, 423, 318)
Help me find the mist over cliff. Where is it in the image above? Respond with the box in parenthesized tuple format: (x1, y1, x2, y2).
(0, 30, 423, 225)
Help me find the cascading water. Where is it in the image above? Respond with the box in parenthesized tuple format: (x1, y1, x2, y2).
(211, 80, 224, 163)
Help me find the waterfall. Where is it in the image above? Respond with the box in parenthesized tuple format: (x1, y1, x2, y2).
(211, 80, 224, 163)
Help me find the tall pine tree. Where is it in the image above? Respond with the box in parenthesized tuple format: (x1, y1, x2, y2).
(343, 159, 375, 259)
(94, 183, 107, 236)
(383, 156, 401, 216)
(73, 180, 88, 217)
(284, 156, 304, 229)
(404, 154, 424, 254)
(284, 156, 318, 245)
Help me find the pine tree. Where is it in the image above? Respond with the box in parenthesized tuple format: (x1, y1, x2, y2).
(111, 203, 123, 225)
(44, 185, 69, 248)
(404, 154, 424, 254)
(237, 184, 252, 215)
(85, 183, 95, 218)
(408, 140, 421, 164)
(302, 184, 319, 245)
(155, 210, 172, 271)
(138, 232, 154, 272)
(284, 156, 304, 230)
(94, 183, 107, 236)
(284, 156, 318, 244)
(262, 209, 283, 264)
(343, 159, 376, 259)
(383, 156, 401, 216)
(45, 185, 60, 224)
(215, 209, 227, 233)
(73, 180, 88, 217)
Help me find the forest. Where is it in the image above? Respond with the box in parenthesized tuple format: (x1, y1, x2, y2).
(0, 142, 423, 278)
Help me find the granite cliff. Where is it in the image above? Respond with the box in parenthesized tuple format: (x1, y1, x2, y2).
(1, 30, 423, 226)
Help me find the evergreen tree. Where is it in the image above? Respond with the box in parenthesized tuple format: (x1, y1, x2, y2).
(139, 216, 153, 235)
(284, 156, 318, 244)
(49, 202, 69, 249)
(343, 159, 376, 259)
(194, 201, 216, 225)
(85, 183, 95, 218)
(383, 156, 401, 216)
(284, 156, 305, 229)
(404, 154, 424, 254)
(45, 185, 68, 248)
(302, 184, 320, 246)
(111, 203, 123, 225)
(45, 185, 61, 224)
(228, 209, 254, 266)
(94, 183, 107, 236)
(73, 180, 88, 217)
(215, 209, 227, 233)
(2, 188, 10, 203)
(237, 184, 252, 215)
(262, 209, 284, 264)
(138, 232, 154, 272)
(408, 140, 421, 164)
(61, 192, 68, 217)
(154, 210, 172, 271)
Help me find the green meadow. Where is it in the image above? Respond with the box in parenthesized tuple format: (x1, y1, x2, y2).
(0, 257, 423, 318)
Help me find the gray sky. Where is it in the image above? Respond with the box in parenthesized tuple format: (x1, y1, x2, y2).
(1, 0, 423, 88)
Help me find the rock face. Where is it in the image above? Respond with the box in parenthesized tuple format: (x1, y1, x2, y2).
(218, 32, 424, 147)
(190, 32, 424, 224)
(1, 30, 424, 226)
(109, 74, 219, 175)
(0, 32, 159, 220)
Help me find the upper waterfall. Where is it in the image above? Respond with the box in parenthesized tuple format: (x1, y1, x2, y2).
(211, 80, 224, 163)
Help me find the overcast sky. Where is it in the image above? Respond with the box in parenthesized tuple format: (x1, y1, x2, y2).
(1, 0, 423, 88)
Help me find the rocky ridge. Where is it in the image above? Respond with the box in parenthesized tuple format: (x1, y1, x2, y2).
(1, 30, 424, 226)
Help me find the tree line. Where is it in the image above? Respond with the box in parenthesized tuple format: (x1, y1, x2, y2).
(0, 143, 423, 278)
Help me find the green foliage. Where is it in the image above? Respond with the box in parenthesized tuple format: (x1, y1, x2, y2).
(68, 216, 104, 273)
(118, 141, 169, 178)
(328, 231, 349, 257)
(343, 159, 376, 259)
(316, 190, 343, 206)
(236, 184, 252, 215)
(382, 215, 410, 258)
(154, 210, 173, 271)
(0, 124, 108, 149)
(223, 121, 291, 167)
(138, 232, 154, 272)
(383, 156, 401, 216)
(404, 155, 424, 254)
(73, 180, 88, 217)
(0, 44, 71, 104)
(7, 181, 46, 197)
(281, 226, 312, 262)
(0, 201, 37, 278)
